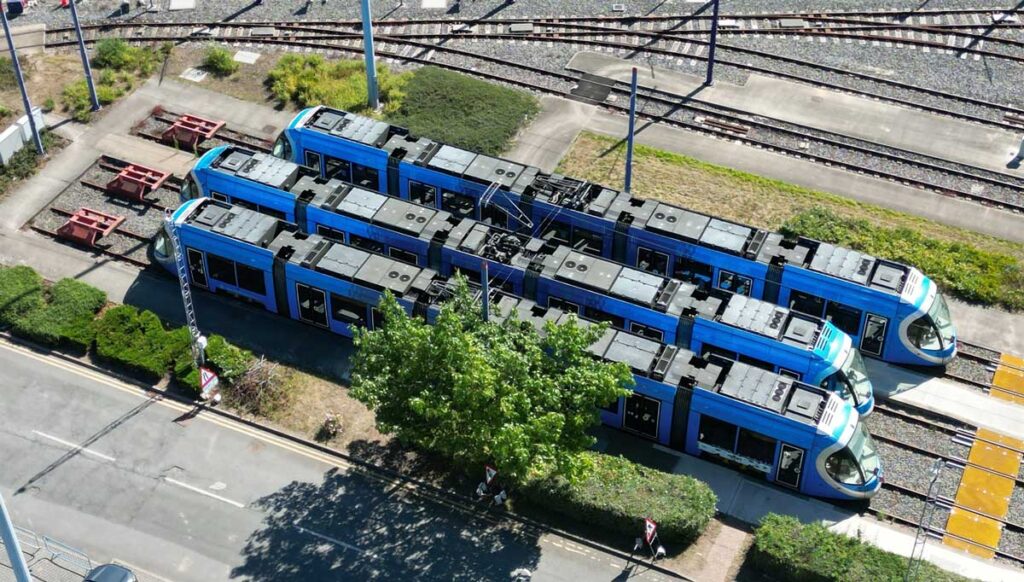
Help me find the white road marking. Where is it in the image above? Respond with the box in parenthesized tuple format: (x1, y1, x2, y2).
(294, 524, 377, 558)
(164, 477, 246, 508)
(31, 430, 116, 462)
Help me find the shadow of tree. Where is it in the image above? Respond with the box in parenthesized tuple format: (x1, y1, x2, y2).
(231, 467, 542, 581)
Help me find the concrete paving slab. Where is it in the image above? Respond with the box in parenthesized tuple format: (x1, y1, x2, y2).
(568, 51, 1023, 177)
(94, 134, 196, 177)
(585, 110, 1024, 244)
(505, 95, 595, 172)
(867, 358, 1024, 440)
(947, 298, 1024, 357)
(233, 50, 260, 64)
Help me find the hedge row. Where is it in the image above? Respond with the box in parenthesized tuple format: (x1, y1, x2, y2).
(750, 514, 971, 582)
(783, 207, 1024, 311)
(0, 266, 252, 391)
(523, 451, 717, 547)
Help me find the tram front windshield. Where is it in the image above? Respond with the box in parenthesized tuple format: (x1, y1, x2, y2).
(928, 293, 956, 348)
(825, 424, 880, 486)
(272, 135, 292, 160)
(907, 293, 956, 352)
(838, 349, 872, 407)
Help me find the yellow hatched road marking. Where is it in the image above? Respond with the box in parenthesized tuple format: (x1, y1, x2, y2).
(993, 365, 1024, 395)
(1001, 353, 1024, 369)
(943, 429, 1023, 557)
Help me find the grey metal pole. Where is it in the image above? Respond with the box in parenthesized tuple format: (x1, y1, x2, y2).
(0, 493, 31, 582)
(480, 261, 490, 322)
(624, 67, 638, 194)
(704, 0, 720, 87)
(68, 0, 100, 111)
(0, 6, 43, 155)
(359, 0, 379, 110)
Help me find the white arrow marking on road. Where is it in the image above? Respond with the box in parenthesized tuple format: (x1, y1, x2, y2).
(31, 430, 116, 462)
(164, 477, 246, 508)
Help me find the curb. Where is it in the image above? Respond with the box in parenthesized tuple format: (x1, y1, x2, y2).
(1, 331, 692, 580)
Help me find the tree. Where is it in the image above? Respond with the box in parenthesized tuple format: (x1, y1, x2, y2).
(350, 278, 635, 482)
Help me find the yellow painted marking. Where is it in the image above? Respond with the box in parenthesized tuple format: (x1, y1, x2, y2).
(990, 389, 1024, 406)
(943, 429, 1023, 558)
(944, 508, 999, 559)
(993, 365, 1024, 395)
(1001, 353, 1024, 369)
(955, 467, 1014, 516)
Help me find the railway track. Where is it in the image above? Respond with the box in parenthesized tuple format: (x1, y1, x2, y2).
(870, 402, 1024, 563)
(32, 207, 152, 268)
(41, 26, 1024, 216)
(131, 106, 273, 155)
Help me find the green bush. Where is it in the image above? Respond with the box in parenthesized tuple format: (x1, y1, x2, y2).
(61, 81, 94, 122)
(783, 207, 1024, 310)
(173, 333, 253, 392)
(522, 452, 717, 547)
(750, 514, 971, 582)
(91, 38, 158, 72)
(0, 104, 11, 118)
(93, 305, 181, 382)
(202, 46, 239, 77)
(387, 66, 539, 156)
(0, 266, 45, 327)
(267, 54, 410, 115)
(11, 278, 106, 352)
(0, 56, 18, 91)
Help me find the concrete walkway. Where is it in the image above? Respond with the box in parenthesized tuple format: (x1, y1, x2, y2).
(569, 51, 1024, 176)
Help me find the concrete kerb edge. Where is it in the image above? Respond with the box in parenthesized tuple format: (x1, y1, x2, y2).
(0, 331, 693, 581)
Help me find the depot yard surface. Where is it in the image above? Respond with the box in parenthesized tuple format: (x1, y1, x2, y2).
(558, 132, 1024, 311)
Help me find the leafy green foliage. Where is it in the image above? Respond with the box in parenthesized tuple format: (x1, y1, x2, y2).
(750, 514, 971, 582)
(783, 207, 1024, 310)
(523, 452, 716, 547)
(0, 130, 62, 196)
(0, 104, 11, 118)
(11, 278, 106, 352)
(0, 266, 44, 327)
(91, 39, 158, 74)
(174, 332, 253, 392)
(351, 277, 634, 482)
(203, 46, 239, 77)
(267, 55, 410, 114)
(93, 305, 182, 381)
(387, 66, 539, 156)
(62, 40, 162, 121)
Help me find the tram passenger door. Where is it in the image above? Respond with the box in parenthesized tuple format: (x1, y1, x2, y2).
(187, 249, 208, 289)
(623, 394, 660, 440)
(860, 314, 888, 359)
(775, 444, 804, 489)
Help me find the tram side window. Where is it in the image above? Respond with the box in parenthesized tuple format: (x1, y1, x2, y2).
(330, 293, 368, 328)
(350, 234, 385, 254)
(371, 308, 385, 330)
(352, 163, 379, 189)
(409, 180, 437, 206)
(789, 290, 826, 318)
(600, 397, 620, 414)
(389, 247, 419, 266)
(304, 150, 322, 174)
(207, 253, 237, 287)
(441, 190, 475, 219)
(582, 307, 626, 330)
(571, 228, 604, 255)
(825, 301, 863, 336)
(629, 323, 664, 342)
(698, 415, 737, 451)
(541, 221, 571, 246)
(296, 283, 328, 327)
(325, 156, 351, 182)
(736, 428, 777, 467)
(257, 205, 286, 221)
(674, 257, 713, 286)
(738, 353, 774, 371)
(481, 204, 507, 228)
(316, 225, 346, 243)
(236, 263, 267, 295)
(210, 191, 228, 202)
(637, 247, 669, 277)
(548, 296, 580, 315)
(718, 270, 752, 296)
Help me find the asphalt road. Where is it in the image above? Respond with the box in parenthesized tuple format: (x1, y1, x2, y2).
(0, 340, 671, 581)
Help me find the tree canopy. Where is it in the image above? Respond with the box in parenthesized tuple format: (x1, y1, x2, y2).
(350, 278, 635, 482)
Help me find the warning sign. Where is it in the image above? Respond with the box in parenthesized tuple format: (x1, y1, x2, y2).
(200, 366, 219, 397)
(643, 518, 657, 545)
(485, 464, 498, 486)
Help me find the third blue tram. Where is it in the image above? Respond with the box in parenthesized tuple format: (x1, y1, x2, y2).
(155, 198, 882, 500)
(267, 106, 956, 367)
(180, 146, 874, 414)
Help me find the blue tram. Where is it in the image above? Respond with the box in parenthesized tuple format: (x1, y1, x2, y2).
(156, 198, 882, 500)
(182, 147, 874, 414)
(268, 106, 956, 366)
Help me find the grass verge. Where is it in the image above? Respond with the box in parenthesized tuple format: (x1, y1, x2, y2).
(61, 39, 172, 122)
(558, 131, 1024, 310)
(267, 54, 410, 115)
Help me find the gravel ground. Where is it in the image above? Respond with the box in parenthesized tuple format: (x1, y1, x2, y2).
(876, 441, 963, 498)
(1001, 527, 1024, 560)
(866, 411, 972, 463)
(959, 341, 1003, 361)
(946, 354, 996, 386)
(871, 487, 951, 530)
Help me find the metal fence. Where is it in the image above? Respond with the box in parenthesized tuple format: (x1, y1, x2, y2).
(0, 525, 93, 582)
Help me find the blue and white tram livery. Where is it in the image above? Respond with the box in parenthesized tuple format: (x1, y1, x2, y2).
(181, 148, 874, 414)
(268, 106, 956, 366)
(157, 198, 881, 500)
